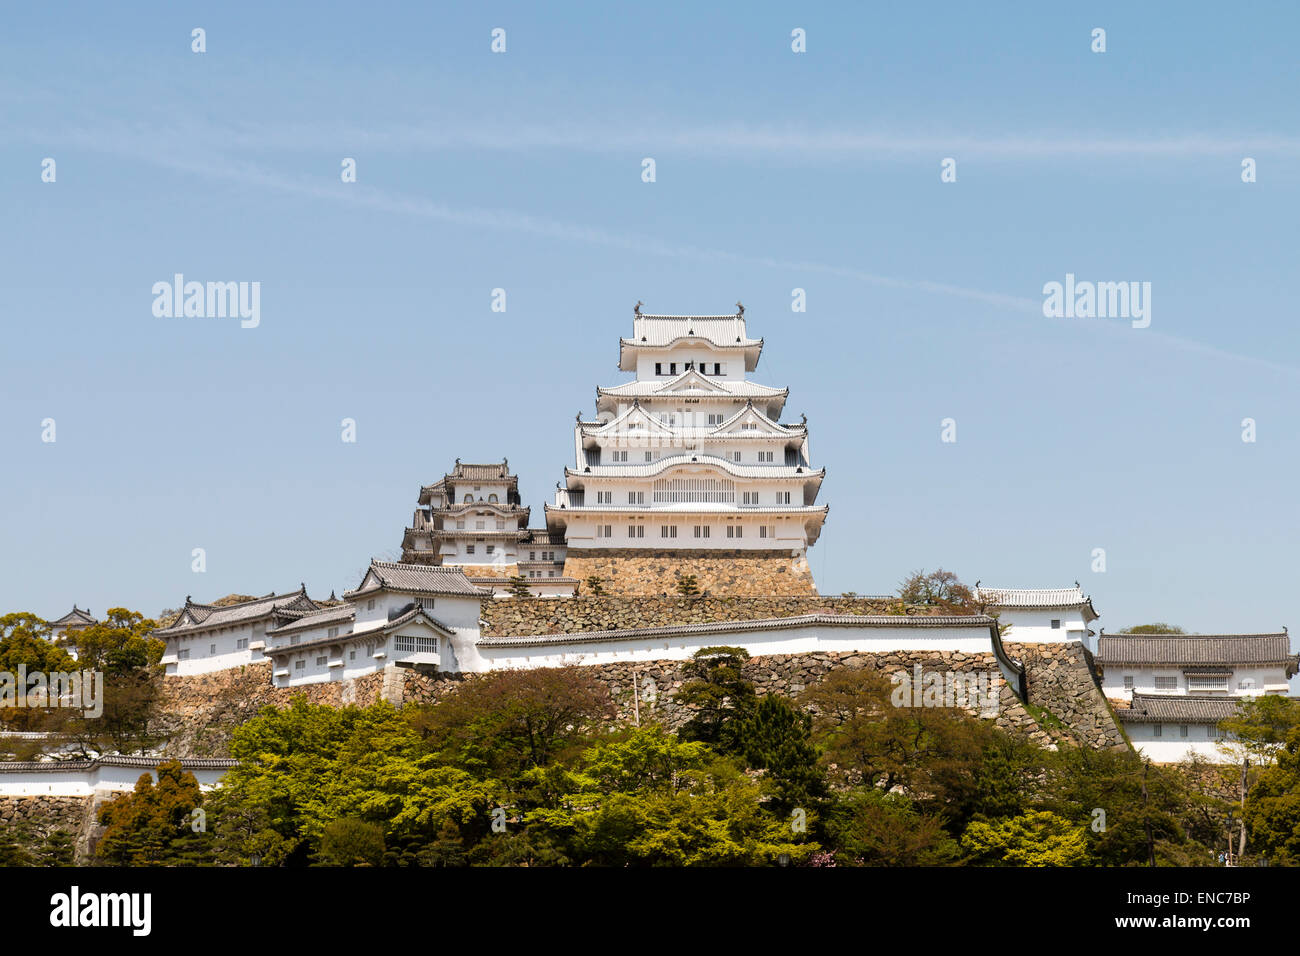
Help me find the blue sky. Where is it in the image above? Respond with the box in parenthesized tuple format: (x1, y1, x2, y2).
(2, 2, 1298, 640)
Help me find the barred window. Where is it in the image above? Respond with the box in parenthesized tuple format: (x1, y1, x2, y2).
(394, 634, 439, 654)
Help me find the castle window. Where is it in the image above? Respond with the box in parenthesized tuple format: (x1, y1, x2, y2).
(1152, 724, 1162, 737)
(708, 414, 723, 425)
(295, 660, 305, 671)
(743, 491, 758, 505)
(466, 545, 475, 554)
(463, 494, 472, 503)
(628, 525, 644, 538)
(732, 452, 742, 462)
(327, 626, 339, 639)
(530, 551, 536, 561)
(476, 520, 485, 529)
(178, 649, 190, 661)
(597, 491, 613, 504)
(237, 638, 248, 650)
(486, 545, 495, 555)
(209, 644, 216, 655)
(548, 571, 557, 577)
(489, 493, 498, 502)
(713, 363, 722, 375)
(1123, 676, 1134, 690)
(645, 451, 653, 462)
(758, 451, 774, 462)
(316, 656, 328, 666)
(1179, 725, 1189, 738)
(660, 525, 677, 538)
(350, 650, 356, 661)
(655, 362, 663, 375)
(367, 599, 375, 611)
(693, 525, 710, 538)
(290, 635, 300, 645)
(726, 525, 743, 539)
(1155, 676, 1177, 691)
(596, 525, 612, 538)
(685, 361, 694, 371)
(456, 520, 465, 529)
(670, 363, 677, 374)
(776, 491, 791, 504)
(1050, 619, 1061, 629)
(628, 491, 644, 505)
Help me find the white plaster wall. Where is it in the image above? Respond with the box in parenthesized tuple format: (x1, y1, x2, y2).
(1100, 665, 1286, 700)
(996, 608, 1091, 646)
(0, 764, 230, 797)
(163, 621, 263, 677)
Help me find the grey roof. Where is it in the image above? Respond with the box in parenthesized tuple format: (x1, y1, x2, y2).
(1096, 632, 1297, 670)
(519, 529, 566, 545)
(344, 560, 492, 599)
(0, 756, 237, 773)
(266, 607, 455, 658)
(49, 606, 97, 628)
(154, 589, 317, 636)
(1121, 693, 1261, 725)
(266, 603, 356, 636)
(976, 585, 1098, 621)
(478, 613, 997, 648)
(568, 456, 823, 481)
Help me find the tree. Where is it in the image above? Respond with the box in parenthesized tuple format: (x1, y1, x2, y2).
(897, 569, 975, 612)
(1244, 726, 1300, 864)
(737, 694, 825, 814)
(0, 614, 78, 734)
(412, 668, 612, 781)
(584, 576, 605, 596)
(506, 576, 531, 598)
(1123, 623, 1185, 634)
(1220, 695, 1300, 767)
(96, 761, 212, 865)
(675, 574, 701, 596)
(961, 810, 1090, 866)
(316, 818, 386, 866)
(676, 647, 757, 754)
(823, 789, 959, 866)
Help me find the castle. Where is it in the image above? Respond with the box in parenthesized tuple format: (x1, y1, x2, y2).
(128, 305, 1297, 764)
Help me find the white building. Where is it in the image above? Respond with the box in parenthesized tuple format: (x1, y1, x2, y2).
(0, 756, 236, 796)
(974, 584, 1099, 647)
(545, 304, 828, 561)
(401, 459, 577, 596)
(1095, 630, 1299, 763)
(264, 560, 493, 686)
(155, 588, 320, 676)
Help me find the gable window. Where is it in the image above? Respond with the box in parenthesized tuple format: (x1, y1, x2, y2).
(685, 361, 694, 371)
(367, 598, 375, 611)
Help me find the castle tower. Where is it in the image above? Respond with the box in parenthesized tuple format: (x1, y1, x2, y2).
(546, 303, 827, 595)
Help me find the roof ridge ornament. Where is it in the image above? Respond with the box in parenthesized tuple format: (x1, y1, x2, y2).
(736, 301, 744, 316)
(634, 300, 642, 315)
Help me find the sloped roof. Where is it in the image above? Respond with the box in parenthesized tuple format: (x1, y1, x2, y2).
(266, 603, 356, 636)
(1122, 693, 1253, 724)
(344, 560, 492, 598)
(1096, 632, 1296, 670)
(154, 589, 317, 636)
(567, 454, 823, 481)
(49, 606, 97, 628)
(976, 585, 1098, 622)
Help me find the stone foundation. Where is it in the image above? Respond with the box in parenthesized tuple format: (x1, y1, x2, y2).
(481, 595, 921, 637)
(563, 548, 818, 596)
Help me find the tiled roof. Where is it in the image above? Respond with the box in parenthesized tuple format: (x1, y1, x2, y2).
(1122, 693, 1256, 724)
(266, 607, 455, 657)
(0, 756, 237, 773)
(1096, 633, 1296, 668)
(623, 314, 760, 349)
(546, 503, 829, 516)
(479, 613, 997, 648)
(569, 455, 823, 481)
(154, 589, 316, 636)
(344, 560, 492, 598)
(448, 460, 515, 482)
(976, 585, 1099, 622)
(598, 379, 785, 399)
(266, 603, 356, 636)
(519, 529, 566, 545)
(49, 606, 97, 627)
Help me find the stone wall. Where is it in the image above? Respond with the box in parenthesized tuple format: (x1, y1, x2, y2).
(481, 595, 919, 637)
(1005, 641, 1128, 750)
(154, 663, 389, 757)
(563, 548, 818, 596)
